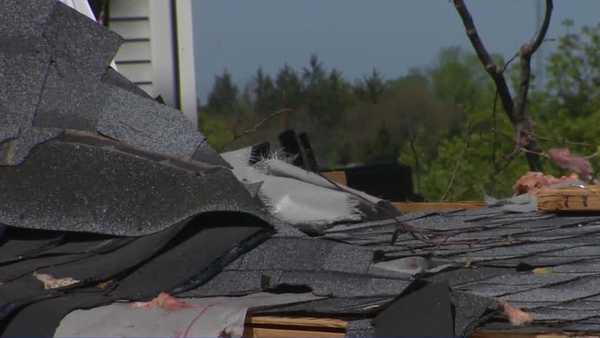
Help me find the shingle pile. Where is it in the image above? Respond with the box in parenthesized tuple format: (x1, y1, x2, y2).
(323, 208, 600, 333)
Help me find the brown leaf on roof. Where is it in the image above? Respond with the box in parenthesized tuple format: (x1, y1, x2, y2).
(33, 272, 79, 290)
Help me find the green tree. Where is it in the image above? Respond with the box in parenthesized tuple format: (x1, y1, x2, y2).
(354, 68, 386, 104)
(547, 20, 600, 117)
(275, 64, 304, 109)
(253, 68, 278, 114)
(206, 69, 239, 115)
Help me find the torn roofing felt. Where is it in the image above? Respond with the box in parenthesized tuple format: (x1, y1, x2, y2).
(50, 293, 322, 338)
(221, 147, 394, 232)
(0, 213, 272, 329)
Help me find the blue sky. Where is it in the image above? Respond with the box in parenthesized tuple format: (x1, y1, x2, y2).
(192, 0, 600, 101)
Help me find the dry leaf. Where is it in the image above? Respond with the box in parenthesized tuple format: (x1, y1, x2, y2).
(33, 272, 79, 289)
(533, 267, 552, 275)
(498, 301, 534, 326)
(96, 280, 113, 289)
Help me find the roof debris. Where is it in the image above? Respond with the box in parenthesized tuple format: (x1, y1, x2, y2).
(130, 292, 193, 311)
(513, 171, 581, 195)
(33, 272, 79, 290)
(499, 301, 534, 326)
(2, 2, 600, 338)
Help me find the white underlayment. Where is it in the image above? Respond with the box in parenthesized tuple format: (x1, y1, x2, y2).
(55, 293, 321, 338)
(222, 148, 365, 226)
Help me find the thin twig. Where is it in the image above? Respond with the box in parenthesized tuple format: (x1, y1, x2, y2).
(502, 52, 520, 72)
(521, 129, 594, 148)
(441, 123, 473, 202)
(227, 108, 293, 145)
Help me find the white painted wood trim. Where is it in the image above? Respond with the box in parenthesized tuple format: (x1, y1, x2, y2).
(175, 0, 198, 128)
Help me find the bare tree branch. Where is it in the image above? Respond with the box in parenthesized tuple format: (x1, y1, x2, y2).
(529, 0, 554, 56)
(452, 0, 516, 124)
(453, 0, 553, 172)
(514, 0, 553, 171)
(515, 0, 553, 118)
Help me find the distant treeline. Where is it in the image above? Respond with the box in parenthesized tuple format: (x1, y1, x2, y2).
(198, 21, 600, 201)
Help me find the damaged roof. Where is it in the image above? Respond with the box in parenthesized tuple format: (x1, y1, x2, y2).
(2, 1, 600, 337)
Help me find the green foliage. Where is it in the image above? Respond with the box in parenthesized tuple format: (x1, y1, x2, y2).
(198, 22, 600, 201)
(354, 69, 386, 104)
(206, 70, 239, 115)
(547, 21, 600, 116)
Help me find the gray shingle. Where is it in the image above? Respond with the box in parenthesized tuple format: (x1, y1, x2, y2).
(270, 271, 412, 297)
(0, 127, 62, 165)
(255, 298, 392, 316)
(192, 140, 231, 167)
(226, 237, 374, 274)
(43, 2, 122, 79)
(178, 270, 273, 297)
(0, 47, 51, 144)
(530, 307, 598, 322)
(97, 86, 204, 159)
(503, 276, 600, 302)
(0, 0, 56, 39)
(0, 139, 265, 236)
(32, 65, 107, 131)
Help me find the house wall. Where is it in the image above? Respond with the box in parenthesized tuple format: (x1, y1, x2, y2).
(107, 0, 198, 127)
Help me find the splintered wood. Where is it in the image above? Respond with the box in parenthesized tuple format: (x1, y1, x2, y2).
(537, 186, 600, 212)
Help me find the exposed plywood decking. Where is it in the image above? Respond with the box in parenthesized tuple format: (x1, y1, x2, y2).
(321, 171, 348, 186)
(247, 316, 348, 329)
(537, 186, 600, 212)
(244, 316, 347, 338)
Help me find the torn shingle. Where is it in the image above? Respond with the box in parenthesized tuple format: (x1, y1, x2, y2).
(452, 291, 496, 336)
(255, 297, 392, 316)
(0, 0, 56, 39)
(502, 276, 600, 303)
(97, 86, 205, 159)
(192, 140, 232, 167)
(374, 282, 453, 337)
(42, 2, 122, 79)
(101, 68, 152, 99)
(224, 237, 374, 274)
(0, 128, 62, 165)
(267, 271, 412, 298)
(0, 48, 52, 144)
(0, 138, 266, 236)
(32, 64, 107, 131)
